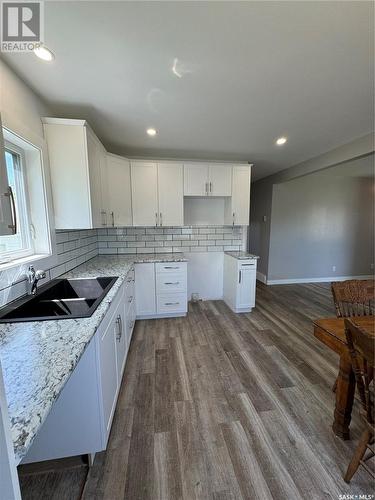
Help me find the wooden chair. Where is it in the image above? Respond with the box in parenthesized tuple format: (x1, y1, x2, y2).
(330, 280, 375, 392)
(343, 318, 374, 482)
(331, 280, 375, 318)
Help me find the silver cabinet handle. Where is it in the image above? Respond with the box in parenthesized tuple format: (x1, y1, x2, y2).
(155, 212, 158, 226)
(164, 266, 179, 269)
(101, 210, 107, 226)
(232, 212, 235, 227)
(165, 302, 180, 306)
(241, 263, 255, 266)
(5, 186, 17, 234)
(111, 211, 114, 227)
(205, 182, 208, 195)
(160, 212, 162, 226)
(239, 270, 242, 283)
(209, 181, 212, 193)
(116, 314, 122, 341)
(165, 281, 179, 285)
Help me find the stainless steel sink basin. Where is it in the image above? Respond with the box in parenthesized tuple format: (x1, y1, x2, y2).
(0, 277, 118, 323)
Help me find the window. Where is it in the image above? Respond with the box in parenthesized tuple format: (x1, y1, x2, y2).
(0, 119, 54, 271)
(0, 143, 33, 263)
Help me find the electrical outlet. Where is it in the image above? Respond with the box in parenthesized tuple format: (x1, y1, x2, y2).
(371, 263, 374, 270)
(332, 266, 336, 272)
(263, 215, 267, 222)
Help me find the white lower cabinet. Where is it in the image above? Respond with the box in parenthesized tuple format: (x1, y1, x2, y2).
(223, 254, 257, 313)
(135, 262, 187, 318)
(135, 263, 156, 316)
(99, 300, 122, 441)
(22, 269, 136, 464)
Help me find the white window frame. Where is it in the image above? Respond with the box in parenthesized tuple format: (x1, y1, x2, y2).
(0, 125, 56, 273)
(0, 141, 34, 263)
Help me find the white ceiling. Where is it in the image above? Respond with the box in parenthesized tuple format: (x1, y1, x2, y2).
(2, 1, 374, 180)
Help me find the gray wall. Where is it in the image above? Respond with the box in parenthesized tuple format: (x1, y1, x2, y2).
(248, 180, 273, 277)
(268, 155, 374, 281)
(249, 143, 374, 282)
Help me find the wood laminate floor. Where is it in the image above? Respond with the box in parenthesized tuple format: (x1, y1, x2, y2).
(19, 283, 373, 499)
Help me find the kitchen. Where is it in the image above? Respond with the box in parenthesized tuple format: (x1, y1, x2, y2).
(0, 2, 374, 499)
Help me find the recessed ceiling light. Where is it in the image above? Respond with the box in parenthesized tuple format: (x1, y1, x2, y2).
(147, 128, 157, 137)
(276, 136, 287, 146)
(33, 45, 55, 62)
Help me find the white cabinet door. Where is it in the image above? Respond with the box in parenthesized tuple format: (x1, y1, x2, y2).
(135, 263, 156, 316)
(98, 312, 119, 440)
(157, 162, 183, 226)
(209, 164, 232, 196)
(231, 165, 251, 225)
(131, 162, 158, 226)
(238, 268, 256, 309)
(183, 163, 209, 196)
(114, 304, 127, 384)
(86, 130, 104, 228)
(107, 154, 132, 226)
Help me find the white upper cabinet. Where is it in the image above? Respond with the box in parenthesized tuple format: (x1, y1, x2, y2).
(157, 162, 183, 226)
(183, 163, 231, 196)
(184, 163, 209, 196)
(106, 154, 132, 227)
(43, 118, 107, 229)
(208, 164, 232, 196)
(131, 161, 183, 227)
(131, 161, 158, 226)
(224, 165, 252, 225)
(86, 128, 105, 228)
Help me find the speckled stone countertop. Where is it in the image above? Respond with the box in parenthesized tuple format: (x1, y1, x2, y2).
(224, 251, 259, 260)
(0, 253, 187, 463)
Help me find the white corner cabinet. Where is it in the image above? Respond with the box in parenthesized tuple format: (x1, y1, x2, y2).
(223, 254, 257, 313)
(21, 268, 136, 464)
(131, 161, 184, 226)
(224, 165, 252, 225)
(43, 118, 108, 229)
(135, 261, 187, 318)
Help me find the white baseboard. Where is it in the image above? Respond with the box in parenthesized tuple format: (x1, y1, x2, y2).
(266, 274, 374, 285)
(256, 271, 267, 284)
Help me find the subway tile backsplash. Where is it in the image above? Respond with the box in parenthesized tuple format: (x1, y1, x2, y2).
(0, 225, 244, 308)
(0, 229, 98, 308)
(97, 226, 243, 255)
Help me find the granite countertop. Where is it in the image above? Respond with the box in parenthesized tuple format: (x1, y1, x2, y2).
(224, 251, 260, 260)
(0, 253, 187, 463)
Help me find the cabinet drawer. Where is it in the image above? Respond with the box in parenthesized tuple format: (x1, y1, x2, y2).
(156, 273, 186, 293)
(124, 269, 135, 307)
(125, 267, 135, 283)
(125, 281, 135, 309)
(238, 260, 257, 269)
(155, 262, 187, 274)
(126, 301, 136, 343)
(157, 293, 187, 314)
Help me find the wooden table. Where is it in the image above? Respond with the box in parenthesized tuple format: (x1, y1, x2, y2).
(313, 316, 375, 440)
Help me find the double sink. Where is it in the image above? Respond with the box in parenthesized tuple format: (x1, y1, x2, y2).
(0, 277, 118, 323)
